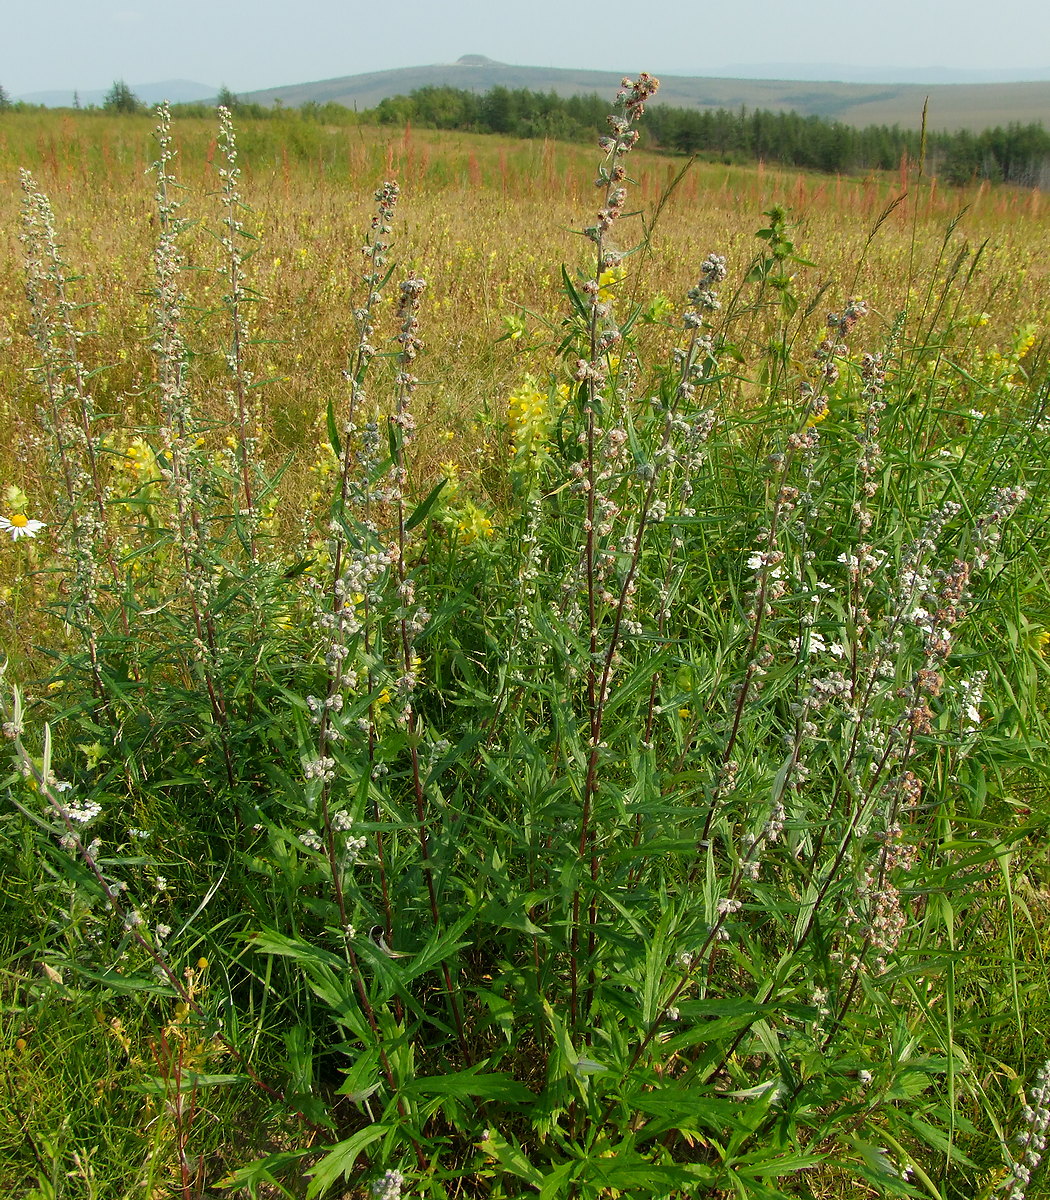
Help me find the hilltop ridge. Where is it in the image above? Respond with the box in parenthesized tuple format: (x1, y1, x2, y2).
(233, 57, 1050, 133)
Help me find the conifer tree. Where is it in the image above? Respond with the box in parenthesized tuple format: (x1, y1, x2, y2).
(103, 80, 143, 114)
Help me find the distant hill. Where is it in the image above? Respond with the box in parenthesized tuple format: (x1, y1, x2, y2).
(17, 80, 218, 108)
(691, 62, 1050, 85)
(237, 56, 1050, 133)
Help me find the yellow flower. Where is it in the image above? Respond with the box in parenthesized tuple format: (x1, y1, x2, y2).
(644, 294, 675, 323)
(441, 461, 461, 500)
(310, 440, 338, 479)
(806, 402, 830, 428)
(502, 314, 528, 343)
(125, 437, 158, 473)
(508, 377, 567, 465)
(598, 263, 627, 303)
(1027, 628, 1050, 657)
(1012, 324, 1037, 359)
(457, 503, 495, 544)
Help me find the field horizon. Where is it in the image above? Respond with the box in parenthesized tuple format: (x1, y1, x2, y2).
(230, 55, 1050, 134)
(15, 54, 1050, 135)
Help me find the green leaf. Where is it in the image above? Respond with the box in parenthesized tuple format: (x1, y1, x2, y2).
(537, 1162, 578, 1200)
(218, 1149, 313, 1196)
(848, 1138, 917, 1195)
(586, 1157, 715, 1191)
(305, 1125, 387, 1198)
(337, 1051, 383, 1104)
(403, 1068, 534, 1103)
(251, 928, 345, 970)
(282, 556, 314, 580)
(405, 477, 447, 532)
(477, 897, 545, 936)
(629, 1090, 739, 1137)
(642, 904, 678, 1025)
(541, 999, 608, 1081)
(900, 1114, 976, 1166)
(326, 396, 341, 458)
(478, 1128, 547, 1190)
(70, 966, 177, 996)
(735, 1151, 830, 1178)
(885, 1068, 934, 1101)
(561, 264, 590, 322)
(138, 1072, 245, 1094)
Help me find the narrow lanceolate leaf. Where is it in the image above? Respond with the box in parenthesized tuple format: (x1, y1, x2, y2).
(561, 264, 591, 322)
(642, 904, 679, 1026)
(402, 1068, 534, 1102)
(405, 477, 447, 531)
(326, 396, 341, 458)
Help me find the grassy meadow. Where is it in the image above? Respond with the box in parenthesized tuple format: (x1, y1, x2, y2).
(2, 86, 1050, 1200)
(1, 111, 1048, 537)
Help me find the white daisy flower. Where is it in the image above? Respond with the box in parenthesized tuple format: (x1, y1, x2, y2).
(0, 514, 46, 541)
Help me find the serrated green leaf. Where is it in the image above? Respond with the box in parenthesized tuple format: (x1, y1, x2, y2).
(305, 1125, 386, 1198)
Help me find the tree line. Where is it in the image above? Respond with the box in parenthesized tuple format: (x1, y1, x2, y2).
(4, 78, 1048, 187)
(370, 84, 1050, 187)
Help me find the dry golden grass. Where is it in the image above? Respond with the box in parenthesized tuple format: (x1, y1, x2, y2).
(1, 114, 1047, 523)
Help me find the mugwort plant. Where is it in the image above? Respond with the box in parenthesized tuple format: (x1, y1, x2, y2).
(2, 80, 1050, 1200)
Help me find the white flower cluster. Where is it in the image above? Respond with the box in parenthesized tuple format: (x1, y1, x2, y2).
(370, 1169, 404, 1200)
(790, 630, 846, 659)
(343, 835, 367, 864)
(1005, 1061, 1050, 1200)
(61, 797, 102, 826)
(303, 756, 335, 783)
(958, 673, 987, 734)
(747, 549, 785, 578)
(740, 797, 787, 881)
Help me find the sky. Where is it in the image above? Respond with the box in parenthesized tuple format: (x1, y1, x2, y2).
(5, 0, 1050, 97)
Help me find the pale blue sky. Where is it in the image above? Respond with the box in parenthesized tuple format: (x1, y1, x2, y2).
(6, 0, 1050, 96)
